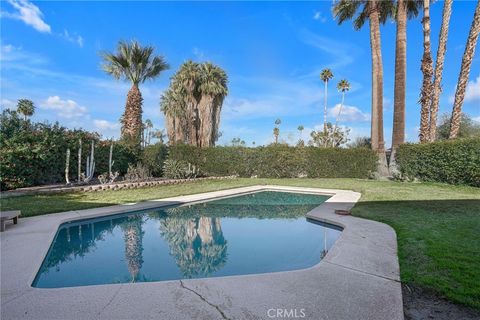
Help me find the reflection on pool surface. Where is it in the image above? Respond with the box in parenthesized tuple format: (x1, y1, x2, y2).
(33, 191, 342, 288)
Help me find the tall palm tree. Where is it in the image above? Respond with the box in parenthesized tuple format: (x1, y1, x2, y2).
(102, 40, 169, 146)
(333, 0, 391, 175)
(449, 1, 480, 139)
(419, 0, 434, 143)
(429, 0, 453, 141)
(177, 61, 201, 145)
(273, 118, 281, 144)
(391, 0, 421, 173)
(320, 69, 334, 134)
(16, 99, 35, 121)
(332, 79, 350, 147)
(197, 63, 228, 147)
(392, 0, 420, 154)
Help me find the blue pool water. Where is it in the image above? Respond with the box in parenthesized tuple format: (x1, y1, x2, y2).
(33, 191, 342, 288)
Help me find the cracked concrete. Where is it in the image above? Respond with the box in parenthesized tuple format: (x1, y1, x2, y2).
(1, 185, 403, 320)
(180, 280, 231, 320)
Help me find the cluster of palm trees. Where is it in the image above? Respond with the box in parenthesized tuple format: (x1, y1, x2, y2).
(102, 41, 228, 148)
(160, 61, 228, 147)
(333, 0, 480, 174)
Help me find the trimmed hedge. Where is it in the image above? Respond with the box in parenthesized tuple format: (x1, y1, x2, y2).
(167, 145, 377, 178)
(396, 138, 480, 187)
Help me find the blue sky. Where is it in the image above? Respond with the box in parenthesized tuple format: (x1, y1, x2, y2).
(1, 0, 479, 146)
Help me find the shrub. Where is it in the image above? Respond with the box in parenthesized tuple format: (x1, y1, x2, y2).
(163, 159, 200, 179)
(396, 138, 480, 187)
(0, 109, 137, 190)
(167, 145, 377, 179)
(124, 163, 152, 182)
(141, 143, 168, 177)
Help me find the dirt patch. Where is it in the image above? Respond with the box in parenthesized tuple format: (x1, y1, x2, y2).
(403, 284, 480, 320)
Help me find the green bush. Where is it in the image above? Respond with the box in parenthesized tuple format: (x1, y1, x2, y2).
(167, 145, 377, 179)
(141, 144, 168, 177)
(0, 109, 137, 190)
(396, 138, 480, 187)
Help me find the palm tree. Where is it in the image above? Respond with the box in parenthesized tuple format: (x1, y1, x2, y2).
(429, 0, 453, 141)
(449, 1, 480, 139)
(320, 69, 334, 134)
(333, 0, 391, 175)
(297, 125, 304, 140)
(197, 63, 228, 147)
(177, 61, 201, 145)
(101, 40, 169, 146)
(419, 0, 434, 143)
(16, 99, 35, 121)
(392, 0, 420, 153)
(332, 79, 350, 147)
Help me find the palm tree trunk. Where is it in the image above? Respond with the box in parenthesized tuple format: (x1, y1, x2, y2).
(165, 115, 175, 145)
(419, 0, 434, 143)
(186, 97, 199, 146)
(174, 116, 186, 144)
(198, 95, 215, 147)
(369, 1, 389, 176)
(429, 0, 452, 141)
(211, 98, 223, 146)
(323, 80, 328, 134)
(392, 0, 407, 152)
(449, 0, 480, 139)
(121, 84, 143, 146)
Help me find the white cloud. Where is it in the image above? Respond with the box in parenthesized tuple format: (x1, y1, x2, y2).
(465, 76, 480, 102)
(61, 29, 84, 47)
(473, 116, 480, 123)
(327, 104, 370, 122)
(313, 11, 327, 23)
(40, 96, 87, 118)
(1, 98, 17, 109)
(3, 0, 51, 33)
(93, 119, 119, 131)
(448, 75, 480, 104)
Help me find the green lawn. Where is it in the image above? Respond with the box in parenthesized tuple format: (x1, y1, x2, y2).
(1, 178, 479, 308)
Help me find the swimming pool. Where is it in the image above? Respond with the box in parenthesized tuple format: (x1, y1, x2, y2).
(33, 190, 342, 288)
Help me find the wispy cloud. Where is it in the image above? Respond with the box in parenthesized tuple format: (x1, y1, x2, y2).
(327, 104, 370, 122)
(2, 0, 51, 33)
(2, 1, 84, 47)
(40, 96, 88, 118)
(313, 11, 327, 23)
(61, 29, 84, 47)
(448, 74, 480, 104)
(299, 29, 358, 68)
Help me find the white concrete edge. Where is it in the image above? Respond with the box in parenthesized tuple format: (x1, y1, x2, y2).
(25, 185, 399, 290)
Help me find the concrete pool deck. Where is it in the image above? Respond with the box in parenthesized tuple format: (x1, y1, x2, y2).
(1, 185, 403, 320)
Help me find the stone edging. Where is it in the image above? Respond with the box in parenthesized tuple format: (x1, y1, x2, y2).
(0, 176, 237, 198)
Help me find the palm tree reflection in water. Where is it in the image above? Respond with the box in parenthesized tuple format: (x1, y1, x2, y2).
(159, 214, 227, 278)
(121, 216, 145, 282)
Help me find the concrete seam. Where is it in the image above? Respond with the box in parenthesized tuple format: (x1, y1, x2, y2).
(179, 280, 231, 320)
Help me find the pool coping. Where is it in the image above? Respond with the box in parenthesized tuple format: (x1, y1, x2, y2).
(1, 185, 403, 320)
